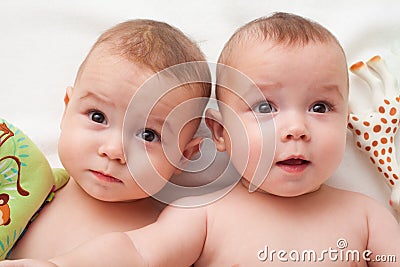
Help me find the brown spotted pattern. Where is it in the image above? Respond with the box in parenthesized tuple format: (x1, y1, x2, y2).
(348, 55, 400, 214)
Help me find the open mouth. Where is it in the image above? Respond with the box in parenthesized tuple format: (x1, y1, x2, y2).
(277, 158, 310, 166)
(276, 158, 310, 173)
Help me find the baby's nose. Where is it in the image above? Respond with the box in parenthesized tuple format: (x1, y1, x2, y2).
(98, 130, 126, 164)
(279, 115, 310, 142)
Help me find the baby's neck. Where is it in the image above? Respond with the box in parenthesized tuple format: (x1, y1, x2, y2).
(62, 178, 142, 207)
(58, 177, 164, 222)
(7, 176, 163, 260)
(239, 177, 323, 198)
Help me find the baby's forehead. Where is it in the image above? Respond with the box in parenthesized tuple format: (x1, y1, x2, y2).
(133, 84, 208, 125)
(233, 38, 341, 61)
(156, 84, 209, 109)
(125, 85, 207, 136)
(217, 39, 347, 84)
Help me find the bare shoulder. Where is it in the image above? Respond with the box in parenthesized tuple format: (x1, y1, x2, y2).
(340, 184, 399, 228)
(334, 186, 400, 263)
(124, 193, 214, 267)
(167, 184, 238, 212)
(321, 184, 389, 208)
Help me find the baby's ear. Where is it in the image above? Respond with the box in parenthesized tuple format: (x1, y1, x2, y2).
(60, 86, 73, 130)
(174, 136, 203, 175)
(182, 136, 203, 160)
(205, 108, 226, 152)
(64, 86, 73, 106)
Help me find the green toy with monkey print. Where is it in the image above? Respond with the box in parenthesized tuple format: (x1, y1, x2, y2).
(0, 118, 69, 260)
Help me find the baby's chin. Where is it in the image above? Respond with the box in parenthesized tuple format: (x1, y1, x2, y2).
(241, 178, 322, 198)
(88, 192, 144, 202)
(266, 184, 323, 198)
(85, 186, 150, 202)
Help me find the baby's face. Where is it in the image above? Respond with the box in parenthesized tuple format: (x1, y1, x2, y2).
(220, 40, 349, 196)
(58, 50, 201, 201)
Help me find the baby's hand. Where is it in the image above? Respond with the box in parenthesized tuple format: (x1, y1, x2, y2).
(347, 55, 400, 214)
(0, 259, 57, 267)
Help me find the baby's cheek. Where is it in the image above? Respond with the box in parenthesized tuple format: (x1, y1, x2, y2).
(318, 131, 345, 172)
(126, 145, 172, 195)
(150, 152, 176, 179)
(229, 125, 263, 177)
(58, 131, 76, 168)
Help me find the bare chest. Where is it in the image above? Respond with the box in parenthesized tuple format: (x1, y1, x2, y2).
(8, 189, 160, 259)
(197, 193, 368, 266)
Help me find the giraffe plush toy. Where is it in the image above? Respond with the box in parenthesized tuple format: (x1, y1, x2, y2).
(347, 55, 400, 216)
(0, 118, 69, 259)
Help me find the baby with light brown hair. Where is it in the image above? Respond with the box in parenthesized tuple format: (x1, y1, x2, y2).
(3, 19, 211, 261)
(2, 12, 399, 267)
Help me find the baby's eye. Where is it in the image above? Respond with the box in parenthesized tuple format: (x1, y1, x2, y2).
(309, 102, 331, 113)
(253, 101, 276, 113)
(89, 110, 107, 124)
(137, 129, 160, 143)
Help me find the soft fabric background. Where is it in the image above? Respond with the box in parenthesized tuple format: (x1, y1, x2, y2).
(1, 0, 400, 217)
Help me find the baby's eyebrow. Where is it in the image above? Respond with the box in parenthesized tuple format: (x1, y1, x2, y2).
(79, 91, 115, 107)
(240, 82, 282, 100)
(312, 84, 345, 100)
(256, 82, 283, 91)
(146, 115, 173, 135)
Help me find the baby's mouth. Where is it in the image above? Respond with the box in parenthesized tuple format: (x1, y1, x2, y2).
(92, 171, 123, 183)
(276, 158, 310, 173)
(277, 158, 310, 166)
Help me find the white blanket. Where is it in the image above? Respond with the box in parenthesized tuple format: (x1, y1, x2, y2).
(1, 0, 399, 217)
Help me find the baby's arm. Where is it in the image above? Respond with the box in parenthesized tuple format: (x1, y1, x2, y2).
(1, 204, 208, 267)
(365, 198, 400, 266)
(122, 205, 207, 266)
(0, 233, 137, 267)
